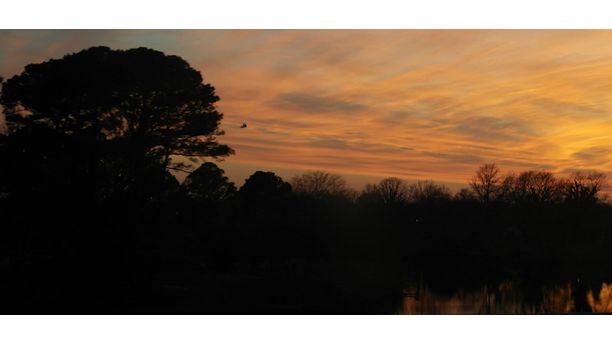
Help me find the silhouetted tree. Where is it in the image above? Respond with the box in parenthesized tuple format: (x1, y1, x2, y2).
(0, 47, 233, 202)
(497, 173, 518, 203)
(511, 170, 561, 204)
(358, 178, 409, 207)
(454, 188, 477, 201)
(408, 180, 452, 204)
(181, 162, 236, 202)
(378, 178, 410, 205)
(357, 184, 383, 206)
(470, 163, 501, 203)
(239, 171, 292, 203)
(562, 171, 607, 205)
(1, 46, 233, 172)
(291, 170, 351, 199)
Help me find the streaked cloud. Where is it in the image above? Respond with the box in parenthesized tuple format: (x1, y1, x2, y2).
(452, 115, 535, 142)
(571, 146, 612, 166)
(272, 92, 367, 114)
(3, 30, 612, 189)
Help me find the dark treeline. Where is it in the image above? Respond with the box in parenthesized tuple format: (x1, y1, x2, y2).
(1, 47, 612, 314)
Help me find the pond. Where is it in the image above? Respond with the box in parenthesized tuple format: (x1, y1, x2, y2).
(400, 280, 612, 314)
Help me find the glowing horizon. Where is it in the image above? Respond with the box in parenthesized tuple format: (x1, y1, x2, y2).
(3, 30, 612, 190)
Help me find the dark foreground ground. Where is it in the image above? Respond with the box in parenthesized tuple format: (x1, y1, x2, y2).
(3, 181, 612, 314)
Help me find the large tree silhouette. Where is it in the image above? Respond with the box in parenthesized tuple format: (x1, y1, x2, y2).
(0, 47, 233, 201)
(1, 46, 233, 171)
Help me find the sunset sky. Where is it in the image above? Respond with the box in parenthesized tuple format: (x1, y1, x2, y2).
(2, 30, 612, 190)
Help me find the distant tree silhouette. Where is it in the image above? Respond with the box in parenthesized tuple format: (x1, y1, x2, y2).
(181, 162, 236, 202)
(358, 178, 409, 207)
(408, 180, 452, 203)
(454, 188, 477, 201)
(501, 170, 561, 204)
(359, 178, 451, 206)
(470, 163, 501, 203)
(562, 171, 607, 205)
(1, 46, 233, 172)
(358, 184, 383, 206)
(239, 171, 292, 203)
(291, 171, 350, 199)
(497, 173, 518, 203)
(377, 177, 410, 205)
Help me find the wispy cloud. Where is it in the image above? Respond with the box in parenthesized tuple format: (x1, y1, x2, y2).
(452, 115, 535, 142)
(271, 92, 367, 114)
(4, 30, 612, 188)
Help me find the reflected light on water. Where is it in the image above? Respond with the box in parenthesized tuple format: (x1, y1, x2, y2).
(401, 281, 578, 314)
(588, 283, 612, 313)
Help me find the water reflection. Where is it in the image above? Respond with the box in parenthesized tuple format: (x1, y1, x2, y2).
(587, 283, 612, 313)
(401, 280, 611, 314)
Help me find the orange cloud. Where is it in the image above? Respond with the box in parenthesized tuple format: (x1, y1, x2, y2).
(4, 30, 612, 189)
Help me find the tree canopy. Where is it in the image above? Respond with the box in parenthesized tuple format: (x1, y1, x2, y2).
(239, 171, 292, 203)
(374, 177, 410, 206)
(182, 162, 236, 202)
(291, 171, 350, 199)
(1, 46, 233, 170)
(0, 46, 234, 201)
(470, 163, 501, 203)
